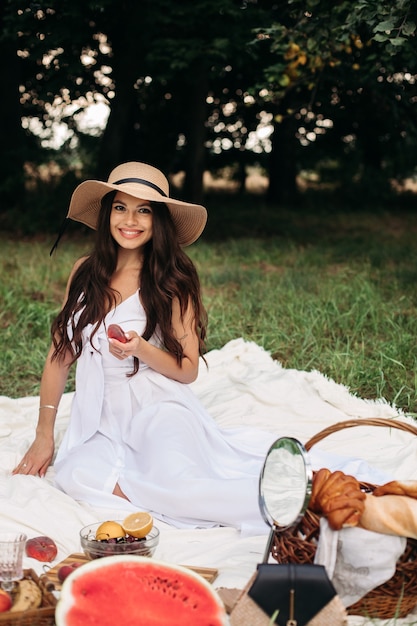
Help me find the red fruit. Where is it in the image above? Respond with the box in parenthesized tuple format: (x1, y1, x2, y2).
(25, 536, 58, 562)
(0, 589, 12, 613)
(55, 556, 227, 626)
(107, 324, 127, 343)
(58, 562, 82, 583)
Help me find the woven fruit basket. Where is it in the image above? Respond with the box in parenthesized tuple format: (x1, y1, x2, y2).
(271, 417, 417, 619)
(0, 569, 56, 626)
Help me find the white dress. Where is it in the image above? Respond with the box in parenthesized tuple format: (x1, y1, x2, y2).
(54, 291, 276, 532)
(54, 291, 390, 532)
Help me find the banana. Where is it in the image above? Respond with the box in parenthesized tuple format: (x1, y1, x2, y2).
(10, 579, 42, 612)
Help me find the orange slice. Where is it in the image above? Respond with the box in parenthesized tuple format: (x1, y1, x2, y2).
(95, 521, 126, 541)
(122, 512, 153, 539)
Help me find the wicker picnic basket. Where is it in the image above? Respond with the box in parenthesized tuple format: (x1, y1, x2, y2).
(0, 569, 56, 626)
(270, 417, 417, 619)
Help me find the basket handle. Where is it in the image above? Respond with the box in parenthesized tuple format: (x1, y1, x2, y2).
(305, 417, 417, 451)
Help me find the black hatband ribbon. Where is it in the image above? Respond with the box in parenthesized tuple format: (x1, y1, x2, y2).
(113, 178, 167, 197)
(50, 217, 69, 256)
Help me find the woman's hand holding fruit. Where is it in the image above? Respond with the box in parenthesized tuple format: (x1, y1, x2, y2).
(107, 324, 141, 360)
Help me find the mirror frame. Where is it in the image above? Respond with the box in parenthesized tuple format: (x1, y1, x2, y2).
(258, 436, 313, 562)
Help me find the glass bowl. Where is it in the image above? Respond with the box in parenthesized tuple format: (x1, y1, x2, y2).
(80, 521, 160, 560)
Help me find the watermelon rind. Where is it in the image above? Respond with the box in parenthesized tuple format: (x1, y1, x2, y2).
(55, 554, 228, 626)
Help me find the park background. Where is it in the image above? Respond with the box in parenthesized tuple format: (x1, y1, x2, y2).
(1, 0, 417, 415)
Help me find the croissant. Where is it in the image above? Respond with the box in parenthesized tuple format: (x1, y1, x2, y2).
(309, 468, 366, 530)
(325, 506, 364, 530)
(310, 471, 417, 538)
(373, 480, 417, 499)
(309, 467, 331, 510)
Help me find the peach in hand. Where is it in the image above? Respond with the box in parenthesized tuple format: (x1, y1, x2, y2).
(107, 324, 128, 343)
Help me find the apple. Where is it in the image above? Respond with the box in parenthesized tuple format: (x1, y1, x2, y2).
(107, 324, 128, 343)
(25, 536, 58, 562)
(0, 589, 12, 613)
(57, 562, 83, 583)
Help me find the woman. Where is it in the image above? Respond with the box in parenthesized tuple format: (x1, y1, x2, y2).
(13, 161, 274, 532)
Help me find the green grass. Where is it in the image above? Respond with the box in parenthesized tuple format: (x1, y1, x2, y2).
(1, 198, 417, 416)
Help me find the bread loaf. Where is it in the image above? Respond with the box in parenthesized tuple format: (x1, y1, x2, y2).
(359, 493, 417, 539)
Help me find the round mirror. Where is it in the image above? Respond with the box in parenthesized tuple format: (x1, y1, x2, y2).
(259, 436, 312, 531)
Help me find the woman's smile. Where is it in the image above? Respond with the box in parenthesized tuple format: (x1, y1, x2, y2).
(119, 228, 144, 238)
(110, 191, 153, 247)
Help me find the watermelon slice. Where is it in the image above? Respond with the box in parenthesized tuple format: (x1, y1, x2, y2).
(55, 555, 228, 626)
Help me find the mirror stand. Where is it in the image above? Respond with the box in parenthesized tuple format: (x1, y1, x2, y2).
(258, 436, 313, 562)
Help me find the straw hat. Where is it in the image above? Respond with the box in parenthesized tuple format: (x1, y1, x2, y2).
(67, 162, 207, 246)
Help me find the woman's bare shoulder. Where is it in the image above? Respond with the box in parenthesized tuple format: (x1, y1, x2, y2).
(62, 256, 90, 302)
(70, 255, 90, 276)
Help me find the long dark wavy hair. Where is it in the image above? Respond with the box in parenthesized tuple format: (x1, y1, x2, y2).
(51, 191, 207, 375)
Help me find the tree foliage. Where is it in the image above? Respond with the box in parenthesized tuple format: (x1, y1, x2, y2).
(252, 0, 417, 197)
(1, 0, 416, 229)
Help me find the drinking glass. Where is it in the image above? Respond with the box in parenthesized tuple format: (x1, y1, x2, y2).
(0, 533, 27, 592)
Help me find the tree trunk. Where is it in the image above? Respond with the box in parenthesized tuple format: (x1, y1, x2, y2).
(96, 89, 137, 179)
(0, 14, 26, 209)
(95, 6, 145, 179)
(182, 71, 209, 204)
(267, 115, 299, 204)
(356, 87, 388, 190)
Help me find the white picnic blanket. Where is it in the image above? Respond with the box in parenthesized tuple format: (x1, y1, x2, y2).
(1, 338, 417, 625)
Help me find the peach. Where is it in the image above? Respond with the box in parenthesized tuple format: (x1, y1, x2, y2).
(58, 562, 82, 583)
(25, 536, 58, 562)
(107, 324, 127, 343)
(0, 589, 12, 613)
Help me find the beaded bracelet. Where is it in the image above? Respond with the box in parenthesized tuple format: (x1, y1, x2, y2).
(39, 405, 58, 411)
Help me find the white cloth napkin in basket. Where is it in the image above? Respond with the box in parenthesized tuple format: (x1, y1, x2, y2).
(314, 517, 406, 606)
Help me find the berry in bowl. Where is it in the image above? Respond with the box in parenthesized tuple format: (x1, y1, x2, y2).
(80, 512, 159, 559)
